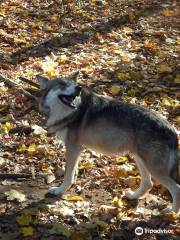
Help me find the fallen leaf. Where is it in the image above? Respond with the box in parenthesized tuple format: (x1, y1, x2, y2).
(115, 72, 130, 80)
(49, 223, 71, 237)
(20, 226, 33, 237)
(16, 214, 32, 226)
(157, 64, 172, 74)
(174, 74, 180, 84)
(5, 189, 26, 202)
(144, 39, 158, 51)
(123, 27, 134, 35)
(163, 212, 180, 221)
(160, 97, 171, 106)
(123, 176, 139, 187)
(109, 85, 121, 95)
(53, 206, 74, 217)
(41, 57, 58, 78)
(16, 144, 27, 153)
(162, 9, 175, 17)
(50, 15, 58, 22)
(176, 39, 180, 45)
(117, 211, 126, 220)
(32, 125, 47, 135)
(46, 174, 56, 184)
(99, 204, 116, 212)
(111, 196, 124, 208)
(27, 143, 37, 153)
(116, 156, 128, 164)
(67, 195, 84, 201)
(0, 122, 13, 133)
(80, 162, 93, 171)
(57, 55, 69, 64)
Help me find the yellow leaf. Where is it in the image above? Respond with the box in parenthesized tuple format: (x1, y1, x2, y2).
(80, 162, 93, 171)
(116, 156, 128, 164)
(160, 97, 171, 106)
(163, 212, 180, 221)
(174, 116, 180, 124)
(25, 69, 35, 78)
(129, 71, 142, 80)
(0, 86, 8, 93)
(162, 9, 175, 17)
(109, 85, 121, 95)
(115, 72, 130, 80)
(176, 39, 180, 45)
(57, 55, 68, 64)
(27, 143, 37, 153)
(81, 66, 94, 74)
(41, 58, 58, 78)
(111, 197, 124, 208)
(46, 25, 53, 31)
(117, 212, 125, 220)
(20, 226, 33, 237)
(123, 27, 134, 34)
(16, 214, 32, 226)
(50, 15, 58, 22)
(67, 195, 84, 201)
(14, 37, 26, 45)
(16, 144, 27, 153)
(31, 21, 43, 28)
(0, 122, 13, 133)
(122, 55, 130, 62)
(144, 39, 158, 51)
(5, 122, 13, 131)
(157, 64, 172, 74)
(111, 49, 122, 55)
(21, 10, 28, 17)
(174, 74, 180, 84)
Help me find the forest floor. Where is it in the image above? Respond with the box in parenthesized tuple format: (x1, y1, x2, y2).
(0, 0, 179, 239)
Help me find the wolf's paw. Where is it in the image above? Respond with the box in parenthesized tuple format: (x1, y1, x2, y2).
(124, 190, 136, 200)
(49, 186, 63, 196)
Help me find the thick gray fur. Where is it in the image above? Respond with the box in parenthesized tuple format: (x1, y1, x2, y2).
(37, 73, 180, 213)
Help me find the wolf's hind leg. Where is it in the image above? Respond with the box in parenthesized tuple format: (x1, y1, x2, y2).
(148, 170, 180, 213)
(125, 155, 153, 199)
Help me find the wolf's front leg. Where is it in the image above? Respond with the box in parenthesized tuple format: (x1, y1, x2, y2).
(49, 144, 82, 196)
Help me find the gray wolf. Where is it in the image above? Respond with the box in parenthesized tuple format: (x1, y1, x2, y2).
(36, 72, 180, 213)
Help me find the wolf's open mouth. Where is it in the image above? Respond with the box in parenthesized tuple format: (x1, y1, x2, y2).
(59, 95, 76, 108)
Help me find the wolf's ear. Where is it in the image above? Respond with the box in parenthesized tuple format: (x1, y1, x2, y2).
(69, 71, 79, 83)
(36, 75, 49, 90)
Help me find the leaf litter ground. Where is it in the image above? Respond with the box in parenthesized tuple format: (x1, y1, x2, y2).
(0, 0, 179, 239)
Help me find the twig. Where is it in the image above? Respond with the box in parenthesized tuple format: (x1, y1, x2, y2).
(0, 173, 49, 179)
(0, 74, 37, 101)
(19, 76, 40, 88)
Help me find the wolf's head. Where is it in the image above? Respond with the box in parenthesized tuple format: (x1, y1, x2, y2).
(36, 72, 81, 127)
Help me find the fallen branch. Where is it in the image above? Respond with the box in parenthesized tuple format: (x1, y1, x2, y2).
(0, 172, 49, 180)
(19, 76, 40, 88)
(0, 74, 37, 101)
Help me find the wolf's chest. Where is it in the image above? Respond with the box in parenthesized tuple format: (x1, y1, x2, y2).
(57, 128, 67, 144)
